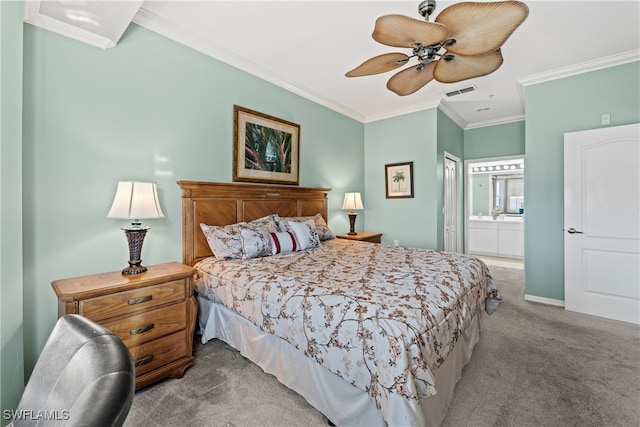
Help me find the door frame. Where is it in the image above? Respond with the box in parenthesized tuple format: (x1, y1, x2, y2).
(443, 151, 463, 252)
(464, 155, 525, 255)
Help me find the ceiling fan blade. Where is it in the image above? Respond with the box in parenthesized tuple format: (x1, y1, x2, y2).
(433, 49, 504, 83)
(345, 53, 410, 77)
(387, 62, 437, 96)
(435, 1, 529, 56)
(372, 14, 449, 48)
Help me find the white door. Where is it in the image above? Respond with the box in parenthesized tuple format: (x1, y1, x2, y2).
(444, 153, 461, 252)
(564, 123, 640, 324)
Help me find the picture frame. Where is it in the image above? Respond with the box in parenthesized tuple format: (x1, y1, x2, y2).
(233, 105, 300, 185)
(385, 162, 414, 198)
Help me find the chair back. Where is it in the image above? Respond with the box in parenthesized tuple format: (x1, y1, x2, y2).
(11, 314, 135, 426)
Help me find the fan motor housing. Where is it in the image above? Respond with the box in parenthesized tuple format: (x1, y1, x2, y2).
(418, 0, 437, 20)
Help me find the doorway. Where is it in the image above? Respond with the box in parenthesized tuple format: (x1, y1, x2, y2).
(444, 152, 462, 253)
(465, 156, 525, 269)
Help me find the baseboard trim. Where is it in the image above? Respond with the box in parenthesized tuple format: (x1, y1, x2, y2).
(524, 294, 565, 307)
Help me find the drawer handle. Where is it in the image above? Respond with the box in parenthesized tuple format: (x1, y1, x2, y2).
(135, 355, 154, 367)
(130, 324, 155, 335)
(128, 295, 152, 305)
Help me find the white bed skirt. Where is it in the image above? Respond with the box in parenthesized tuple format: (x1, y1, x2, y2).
(197, 296, 481, 426)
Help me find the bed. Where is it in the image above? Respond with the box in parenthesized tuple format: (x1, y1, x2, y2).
(178, 180, 501, 426)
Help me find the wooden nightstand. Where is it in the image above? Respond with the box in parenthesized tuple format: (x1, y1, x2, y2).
(51, 262, 197, 390)
(336, 232, 383, 244)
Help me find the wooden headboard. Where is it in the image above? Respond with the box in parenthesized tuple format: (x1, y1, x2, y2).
(178, 181, 331, 266)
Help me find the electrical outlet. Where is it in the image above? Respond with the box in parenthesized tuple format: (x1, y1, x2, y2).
(601, 113, 611, 126)
(393, 240, 399, 247)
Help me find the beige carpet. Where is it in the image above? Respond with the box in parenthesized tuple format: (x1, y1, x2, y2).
(125, 266, 640, 426)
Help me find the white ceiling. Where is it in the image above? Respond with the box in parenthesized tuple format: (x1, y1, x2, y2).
(25, 1, 640, 128)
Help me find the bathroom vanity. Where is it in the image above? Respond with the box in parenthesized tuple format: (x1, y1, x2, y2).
(468, 216, 524, 259)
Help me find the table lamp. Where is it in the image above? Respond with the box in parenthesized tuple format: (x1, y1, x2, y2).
(342, 192, 363, 235)
(107, 181, 164, 275)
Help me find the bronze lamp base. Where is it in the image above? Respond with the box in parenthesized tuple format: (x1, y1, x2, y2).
(122, 226, 149, 275)
(347, 213, 357, 235)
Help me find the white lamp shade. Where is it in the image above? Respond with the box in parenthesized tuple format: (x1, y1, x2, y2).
(342, 192, 364, 211)
(107, 181, 165, 219)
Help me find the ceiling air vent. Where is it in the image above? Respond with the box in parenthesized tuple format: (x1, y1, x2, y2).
(445, 85, 477, 97)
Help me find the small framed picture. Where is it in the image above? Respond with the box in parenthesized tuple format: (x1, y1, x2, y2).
(233, 105, 300, 185)
(385, 162, 414, 198)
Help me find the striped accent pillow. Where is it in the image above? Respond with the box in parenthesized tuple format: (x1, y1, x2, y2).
(270, 231, 298, 255)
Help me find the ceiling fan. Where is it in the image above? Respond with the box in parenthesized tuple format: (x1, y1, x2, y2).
(346, 0, 529, 96)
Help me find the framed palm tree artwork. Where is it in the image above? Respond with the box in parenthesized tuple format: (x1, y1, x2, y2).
(385, 161, 414, 198)
(233, 105, 300, 185)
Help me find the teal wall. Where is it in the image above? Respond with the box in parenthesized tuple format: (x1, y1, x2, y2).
(464, 120, 525, 160)
(364, 109, 439, 249)
(20, 23, 363, 376)
(524, 61, 640, 301)
(436, 110, 464, 250)
(0, 1, 25, 422)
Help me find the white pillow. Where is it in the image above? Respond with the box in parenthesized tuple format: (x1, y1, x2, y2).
(288, 219, 320, 250)
(270, 231, 299, 255)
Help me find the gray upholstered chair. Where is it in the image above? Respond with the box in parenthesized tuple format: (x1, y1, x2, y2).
(9, 314, 135, 427)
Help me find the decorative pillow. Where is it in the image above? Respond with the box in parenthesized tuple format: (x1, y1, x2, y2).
(200, 223, 245, 260)
(270, 231, 299, 255)
(288, 219, 320, 250)
(279, 213, 335, 241)
(200, 215, 279, 260)
(239, 224, 273, 259)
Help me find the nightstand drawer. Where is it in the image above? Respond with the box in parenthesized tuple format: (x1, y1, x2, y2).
(52, 262, 197, 389)
(129, 330, 188, 377)
(101, 301, 188, 347)
(80, 279, 187, 321)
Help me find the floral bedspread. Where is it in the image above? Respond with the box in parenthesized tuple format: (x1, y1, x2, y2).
(194, 239, 501, 425)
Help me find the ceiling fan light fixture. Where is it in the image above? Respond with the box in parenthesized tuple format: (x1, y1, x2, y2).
(346, 0, 528, 95)
(442, 38, 457, 47)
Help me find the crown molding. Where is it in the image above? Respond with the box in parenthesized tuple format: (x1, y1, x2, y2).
(464, 114, 525, 130)
(363, 100, 441, 124)
(518, 50, 640, 87)
(133, 7, 366, 123)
